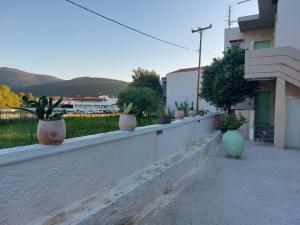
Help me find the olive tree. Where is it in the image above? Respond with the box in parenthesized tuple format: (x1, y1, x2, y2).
(130, 67, 162, 96)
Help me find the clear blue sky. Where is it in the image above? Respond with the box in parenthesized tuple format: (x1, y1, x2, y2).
(0, 0, 258, 81)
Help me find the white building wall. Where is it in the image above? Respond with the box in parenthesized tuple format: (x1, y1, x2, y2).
(275, 0, 300, 50)
(166, 71, 217, 112)
(166, 71, 198, 111)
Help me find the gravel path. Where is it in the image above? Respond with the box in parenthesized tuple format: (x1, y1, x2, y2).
(141, 141, 300, 225)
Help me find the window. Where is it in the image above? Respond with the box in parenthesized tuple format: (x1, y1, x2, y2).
(231, 42, 241, 49)
(254, 40, 272, 49)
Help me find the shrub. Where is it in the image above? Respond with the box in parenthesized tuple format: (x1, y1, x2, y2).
(117, 87, 160, 119)
(217, 114, 246, 132)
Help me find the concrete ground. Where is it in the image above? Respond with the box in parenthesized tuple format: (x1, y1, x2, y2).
(141, 141, 300, 225)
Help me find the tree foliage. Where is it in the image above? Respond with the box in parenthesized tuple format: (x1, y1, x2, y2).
(130, 67, 162, 96)
(117, 87, 160, 119)
(201, 48, 259, 113)
(0, 84, 20, 108)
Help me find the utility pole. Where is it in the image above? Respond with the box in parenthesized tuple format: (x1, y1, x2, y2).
(191, 24, 212, 111)
(228, 6, 232, 28)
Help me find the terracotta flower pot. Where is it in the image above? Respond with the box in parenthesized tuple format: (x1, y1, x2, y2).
(175, 110, 184, 120)
(37, 119, 66, 145)
(119, 114, 137, 131)
(188, 110, 197, 117)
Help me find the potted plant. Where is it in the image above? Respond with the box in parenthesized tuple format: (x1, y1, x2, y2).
(119, 103, 137, 131)
(157, 106, 172, 124)
(199, 108, 205, 116)
(174, 101, 189, 120)
(218, 114, 246, 158)
(188, 102, 197, 117)
(10, 95, 66, 145)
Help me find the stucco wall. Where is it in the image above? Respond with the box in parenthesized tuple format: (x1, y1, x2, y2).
(166, 71, 217, 112)
(166, 71, 198, 111)
(286, 82, 300, 97)
(224, 27, 274, 50)
(0, 115, 215, 225)
(275, 0, 300, 50)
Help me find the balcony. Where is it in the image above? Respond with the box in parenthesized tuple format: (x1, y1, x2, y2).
(245, 46, 300, 87)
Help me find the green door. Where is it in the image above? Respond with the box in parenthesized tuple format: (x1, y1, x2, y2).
(255, 92, 271, 125)
(254, 40, 272, 49)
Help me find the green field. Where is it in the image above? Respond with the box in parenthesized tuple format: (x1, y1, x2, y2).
(0, 116, 157, 149)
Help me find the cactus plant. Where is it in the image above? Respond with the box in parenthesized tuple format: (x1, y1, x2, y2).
(189, 102, 194, 111)
(123, 103, 133, 114)
(175, 100, 189, 116)
(9, 95, 64, 120)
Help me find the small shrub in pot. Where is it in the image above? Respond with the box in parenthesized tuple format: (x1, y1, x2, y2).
(119, 103, 137, 131)
(10, 95, 66, 145)
(157, 106, 172, 124)
(219, 114, 246, 158)
(188, 102, 197, 117)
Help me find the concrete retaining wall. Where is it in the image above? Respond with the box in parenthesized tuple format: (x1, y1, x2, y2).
(0, 115, 216, 225)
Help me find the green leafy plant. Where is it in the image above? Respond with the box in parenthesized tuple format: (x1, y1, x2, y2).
(123, 103, 133, 114)
(175, 100, 189, 115)
(9, 95, 64, 120)
(217, 114, 246, 132)
(201, 47, 259, 114)
(117, 87, 160, 119)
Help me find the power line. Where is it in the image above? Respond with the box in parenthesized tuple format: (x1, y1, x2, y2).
(64, 0, 196, 52)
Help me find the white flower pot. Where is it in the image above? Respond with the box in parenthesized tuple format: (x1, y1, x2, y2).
(37, 119, 66, 145)
(188, 110, 197, 117)
(119, 114, 137, 131)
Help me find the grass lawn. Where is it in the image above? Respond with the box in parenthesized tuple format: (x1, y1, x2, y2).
(0, 116, 157, 149)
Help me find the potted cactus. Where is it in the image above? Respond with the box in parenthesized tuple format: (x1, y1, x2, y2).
(188, 102, 197, 117)
(157, 106, 172, 124)
(174, 101, 189, 120)
(119, 103, 137, 131)
(10, 95, 66, 145)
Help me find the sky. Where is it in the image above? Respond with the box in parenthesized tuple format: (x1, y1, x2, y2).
(0, 0, 258, 81)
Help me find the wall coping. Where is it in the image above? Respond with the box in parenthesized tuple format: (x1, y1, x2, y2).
(0, 115, 215, 167)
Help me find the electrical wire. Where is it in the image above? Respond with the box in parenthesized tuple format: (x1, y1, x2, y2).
(64, 0, 197, 52)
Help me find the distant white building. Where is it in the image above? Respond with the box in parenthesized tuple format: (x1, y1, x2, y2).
(61, 95, 118, 113)
(164, 67, 217, 112)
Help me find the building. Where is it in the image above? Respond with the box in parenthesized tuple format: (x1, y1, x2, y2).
(164, 67, 217, 112)
(61, 95, 118, 113)
(225, 0, 300, 148)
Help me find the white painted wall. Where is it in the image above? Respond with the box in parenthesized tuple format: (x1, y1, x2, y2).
(166, 71, 217, 112)
(0, 115, 215, 225)
(275, 0, 300, 50)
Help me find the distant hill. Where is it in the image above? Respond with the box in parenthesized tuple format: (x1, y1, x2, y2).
(17, 77, 129, 97)
(0, 67, 129, 97)
(0, 67, 62, 89)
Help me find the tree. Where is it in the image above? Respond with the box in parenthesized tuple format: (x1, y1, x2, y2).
(201, 48, 259, 114)
(117, 87, 160, 119)
(0, 84, 20, 108)
(130, 67, 163, 96)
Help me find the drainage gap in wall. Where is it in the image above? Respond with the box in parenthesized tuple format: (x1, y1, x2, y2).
(156, 130, 163, 135)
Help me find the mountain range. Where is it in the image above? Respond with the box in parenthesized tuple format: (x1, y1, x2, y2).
(0, 67, 129, 97)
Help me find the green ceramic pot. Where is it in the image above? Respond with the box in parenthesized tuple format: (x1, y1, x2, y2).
(222, 130, 244, 158)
